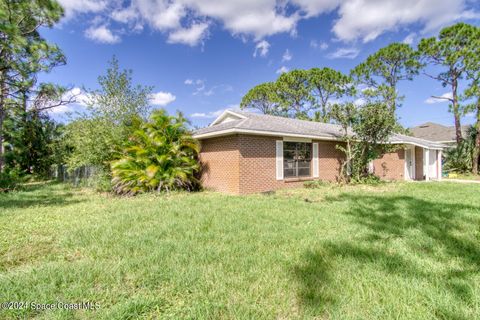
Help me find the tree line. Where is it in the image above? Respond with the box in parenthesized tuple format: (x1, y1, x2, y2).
(241, 23, 480, 175)
(0, 0, 199, 194)
(0, 0, 77, 187)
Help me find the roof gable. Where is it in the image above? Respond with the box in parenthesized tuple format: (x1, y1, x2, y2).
(210, 110, 246, 126)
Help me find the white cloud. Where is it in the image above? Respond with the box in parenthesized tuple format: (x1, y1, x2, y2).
(327, 48, 359, 59)
(167, 22, 209, 46)
(122, 0, 184, 31)
(58, 0, 107, 19)
(276, 66, 289, 74)
(253, 40, 270, 57)
(402, 32, 416, 45)
(150, 91, 176, 106)
(310, 40, 329, 50)
(64, 0, 479, 47)
(282, 49, 292, 62)
(65, 87, 90, 106)
(84, 25, 120, 44)
(190, 109, 226, 118)
(184, 1, 298, 40)
(191, 79, 206, 95)
(111, 6, 138, 24)
(425, 92, 453, 104)
(292, 0, 340, 17)
(47, 87, 90, 115)
(203, 88, 214, 96)
(332, 0, 477, 43)
(149, 2, 185, 31)
(188, 80, 231, 97)
(190, 104, 239, 118)
(47, 105, 74, 115)
(354, 98, 366, 106)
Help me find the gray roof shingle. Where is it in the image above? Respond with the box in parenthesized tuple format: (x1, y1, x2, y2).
(410, 122, 470, 142)
(194, 110, 445, 149)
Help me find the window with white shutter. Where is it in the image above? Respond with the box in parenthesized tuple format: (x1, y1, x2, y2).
(283, 141, 312, 178)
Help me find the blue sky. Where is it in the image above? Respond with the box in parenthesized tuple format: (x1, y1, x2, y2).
(40, 0, 480, 128)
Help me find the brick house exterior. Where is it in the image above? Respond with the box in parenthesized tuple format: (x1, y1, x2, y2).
(194, 110, 445, 195)
(200, 135, 347, 194)
(372, 149, 405, 181)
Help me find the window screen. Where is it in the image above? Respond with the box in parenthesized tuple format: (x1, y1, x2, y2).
(283, 142, 312, 178)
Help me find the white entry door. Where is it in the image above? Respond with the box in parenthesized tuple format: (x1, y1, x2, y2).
(405, 147, 415, 180)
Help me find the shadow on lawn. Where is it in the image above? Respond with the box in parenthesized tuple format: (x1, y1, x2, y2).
(0, 182, 83, 210)
(293, 193, 480, 319)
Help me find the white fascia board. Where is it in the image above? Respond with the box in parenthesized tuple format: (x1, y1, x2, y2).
(193, 128, 341, 141)
(386, 141, 444, 150)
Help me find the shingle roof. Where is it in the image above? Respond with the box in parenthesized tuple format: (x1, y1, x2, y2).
(194, 110, 445, 149)
(410, 122, 470, 142)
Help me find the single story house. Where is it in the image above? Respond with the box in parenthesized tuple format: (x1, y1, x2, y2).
(193, 110, 445, 194)
(411, 122, 470, 146)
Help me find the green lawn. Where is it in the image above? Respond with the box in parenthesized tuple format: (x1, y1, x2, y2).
(1, 182, 479, 319)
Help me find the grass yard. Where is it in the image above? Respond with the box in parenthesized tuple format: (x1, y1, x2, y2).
(0, 182, 479, 319)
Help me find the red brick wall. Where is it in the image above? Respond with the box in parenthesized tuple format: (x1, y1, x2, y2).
(237, 135, 307, 194)
(199, 134, 406, 194)
(318, 141, 345, 182)
(373, 148, 405, 180)
(415, 146, 424, 180)
(198, 135, 240, 194)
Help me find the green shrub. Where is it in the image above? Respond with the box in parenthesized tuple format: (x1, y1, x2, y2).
(443, 126, 477, 173)
(79, 170, 112, 192)
(92, 172, 112, 193)
(444, 141, 473, 173)
(304, 180, 329, 189)
(0, 170, 22, 192)
(111, 109, 200, 195)
(351, 173, 383, 185)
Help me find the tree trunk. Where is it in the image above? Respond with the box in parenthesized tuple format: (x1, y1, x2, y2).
(454, 113, 462, 145)
(452, 78, 463, 145)
(388, 85, 396, 114)
(0, 72, 6, 173)
(0, 105, 4, 173)
(473, 99, 480, 175)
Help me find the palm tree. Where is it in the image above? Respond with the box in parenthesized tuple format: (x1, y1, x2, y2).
(444, 125, 477, 173)
(111, 109, 200, 195)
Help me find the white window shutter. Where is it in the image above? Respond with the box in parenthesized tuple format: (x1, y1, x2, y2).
(312, 142, 319, 178)
(276, 140, 283, 180)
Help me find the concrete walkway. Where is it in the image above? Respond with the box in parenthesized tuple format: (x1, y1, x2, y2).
(442, 179, 480, 184)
